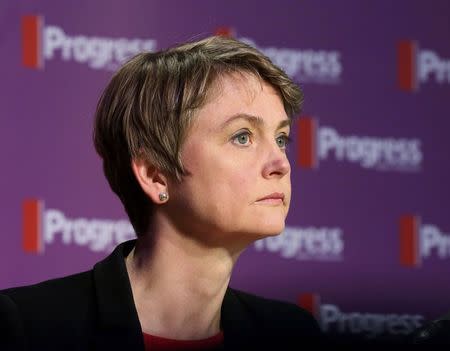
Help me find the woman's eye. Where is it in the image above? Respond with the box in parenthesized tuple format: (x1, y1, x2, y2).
(276, 135, 291, 149)
(232, 131, 252, 146)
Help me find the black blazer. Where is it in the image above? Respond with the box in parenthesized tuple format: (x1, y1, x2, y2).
(0, 240, 322, 350)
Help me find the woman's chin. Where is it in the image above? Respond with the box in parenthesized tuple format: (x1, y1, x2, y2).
(251, 222, 286, 239)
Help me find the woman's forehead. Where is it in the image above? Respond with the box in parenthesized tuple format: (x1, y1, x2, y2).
(208, 71, 266, 102)
(194, 73, 285, 128)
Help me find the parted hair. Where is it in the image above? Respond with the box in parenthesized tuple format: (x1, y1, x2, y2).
(93, 35, 303, 236)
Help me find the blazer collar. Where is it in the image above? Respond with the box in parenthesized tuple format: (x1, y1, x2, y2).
(92, 240, 144, 350)
(221, 287, 258, 348)
(92, 239, 257, 350)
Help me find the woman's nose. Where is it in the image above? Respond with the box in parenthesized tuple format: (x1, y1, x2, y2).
(261, 143, 291, 179)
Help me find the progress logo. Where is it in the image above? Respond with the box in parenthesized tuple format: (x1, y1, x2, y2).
(22, 199, 135, 254)
(21, 15, 157, 70)
(215, 27, 342, 85)
(254, 225, 344, 261)
(298, 293, 424, 339)
(399, 215, 450, 267)
(397, 40, 450, 91)
(298, 117, 423, 172)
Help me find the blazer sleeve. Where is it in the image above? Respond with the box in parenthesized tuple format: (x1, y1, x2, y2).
(0, 293, 26, 351)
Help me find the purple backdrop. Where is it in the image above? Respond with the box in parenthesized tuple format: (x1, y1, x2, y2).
(2, 0, 450, 342)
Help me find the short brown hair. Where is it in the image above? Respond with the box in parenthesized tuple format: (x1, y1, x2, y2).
(93, 35, 303, 236)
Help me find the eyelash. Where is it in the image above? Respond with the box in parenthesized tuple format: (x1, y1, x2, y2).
(231, 130, 291, 149)
(278, 135, 292, 149)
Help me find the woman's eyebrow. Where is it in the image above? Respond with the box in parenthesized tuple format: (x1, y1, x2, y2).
(278, 118, 292, 130)
(219, 113, 291, 131)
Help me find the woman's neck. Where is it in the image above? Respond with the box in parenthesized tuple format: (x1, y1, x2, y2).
(125, 218, 241, 340)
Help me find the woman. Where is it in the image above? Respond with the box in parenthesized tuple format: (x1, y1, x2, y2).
(0, 36, 322, 350)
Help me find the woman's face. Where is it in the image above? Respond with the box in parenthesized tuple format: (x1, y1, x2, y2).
(167, 72, 292, 247)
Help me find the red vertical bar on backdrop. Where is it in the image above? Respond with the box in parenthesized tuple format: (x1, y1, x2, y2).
(298, 117, 317, 168)
(298, 293, 320, 319)
(23, 199, 43, 253)
(215, 27, 235, 37)
(21, 15, 42, 69)
(397, 41, 417, 91)
(399, 215, 421, 267)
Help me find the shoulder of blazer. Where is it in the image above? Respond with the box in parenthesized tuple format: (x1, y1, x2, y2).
(0, 270, 96, 349)
(1, 269, 95, 319)
(0, 239, 136, 327)
(0, 240, 142, 351)
(222, 287, 323, 349)
(228, 287, 321, 332)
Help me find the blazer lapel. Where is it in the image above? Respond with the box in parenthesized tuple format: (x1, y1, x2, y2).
(92, 240, 144, 351)
(221, 288, 259, 349)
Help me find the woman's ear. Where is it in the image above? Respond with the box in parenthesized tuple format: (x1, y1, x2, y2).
(131, 158, 169, 204)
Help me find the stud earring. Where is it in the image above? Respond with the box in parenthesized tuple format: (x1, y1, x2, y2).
(159, 192, 169, 202)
